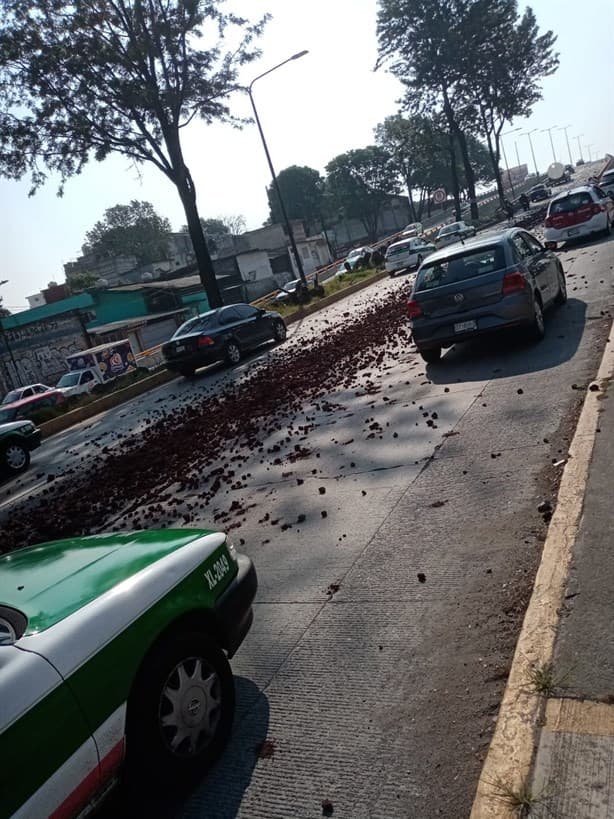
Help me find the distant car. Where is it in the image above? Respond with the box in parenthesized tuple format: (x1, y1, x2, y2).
(0, 528, 257, 817)
(401, 222, 423, 238)
(599, 169, 614, 196)
(0, 419, 41, 475)
(335, 246, 375, 276)
(274, 279, 302, 303)
(576, 158, 585, 166)
(0, 390, 66, 425)
(436, 221, 477, 248)
(162, 303, 287, 378)
(1, 383, 52, 405)
(406, 227, 567, 363)
(529, 184, 552, 202)
(385, 237, 435, 276)
(543, 185, 614, 249)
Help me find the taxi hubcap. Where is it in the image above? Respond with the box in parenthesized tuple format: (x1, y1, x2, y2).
(159, 657, 221, 756)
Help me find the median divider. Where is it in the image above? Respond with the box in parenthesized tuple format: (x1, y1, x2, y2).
(38, 368, 176, 437)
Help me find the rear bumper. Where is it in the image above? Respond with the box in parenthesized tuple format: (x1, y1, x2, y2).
(214, 554, 257, 658)
(164, 347, 224, 371)
(544, 214, 606, 242)
(410, 292, 534, 350)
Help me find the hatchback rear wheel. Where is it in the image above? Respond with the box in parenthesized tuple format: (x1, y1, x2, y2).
(418, 346, 442, 364)
(528, 294, 545, 341)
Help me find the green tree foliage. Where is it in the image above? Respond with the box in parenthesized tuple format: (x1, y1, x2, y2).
(84, 201, 171, 265)
(326, 147, 400, 240)
(267, 165, 326, 227)
(66, 271, 97, 294)
(0, 1, 268, 308)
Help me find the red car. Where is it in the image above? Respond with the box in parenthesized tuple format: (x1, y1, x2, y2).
(0, 390, 67, 424)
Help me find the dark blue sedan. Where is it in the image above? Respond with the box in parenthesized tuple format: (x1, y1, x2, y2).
(162, 304, 287, 377)
(406, 228, 567, 363)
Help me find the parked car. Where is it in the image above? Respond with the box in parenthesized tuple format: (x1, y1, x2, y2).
(598, 169, 614, 196)
(0, 528, 257, 817)
(162, 303, 287, 378)
(406, 228, 567, 363)
(576, 158, 585, 166)
(275, 279, 302, 303)
(385, 237, 435, 276)
(55, 367, 101, 397)
(336, 246, 375, 275)
(401, 222, 423, 238)
(0, 390, 67, 425)
(0, 419, 41, 475)
(529, 183, 552, 202)
(543, 185, 614, 249)
(1, 383, 52, 405)
(435, 221, 477, 248)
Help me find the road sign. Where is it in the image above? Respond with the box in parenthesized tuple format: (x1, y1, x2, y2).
(433, 188, 446, 205)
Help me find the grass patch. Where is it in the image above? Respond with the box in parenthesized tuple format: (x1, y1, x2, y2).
(526, 661, 572, 696)
(489, 777, 551, 817)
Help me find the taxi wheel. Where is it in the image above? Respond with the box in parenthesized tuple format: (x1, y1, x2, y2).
(126, 632, 235, 783)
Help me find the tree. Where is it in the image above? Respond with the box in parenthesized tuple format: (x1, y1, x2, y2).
(0, 298, 9, 318)
(325, 147, 400, 241)
(470, 5, 558, 202)
(267, 165, 326, 227)
(0, 1, 268, 308)
(181, 215, 246, 236)
(67, 271, 97, 294)
(84, 200, 171, 265)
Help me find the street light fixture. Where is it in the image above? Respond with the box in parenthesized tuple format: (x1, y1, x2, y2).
(501, 128, 521, 196)
(521, 129, 540, 177)
(558, 125, 574, 166)
(247, 51, 309, 289)
(541, 126, 559, 164)
(574, 134, 584, 163)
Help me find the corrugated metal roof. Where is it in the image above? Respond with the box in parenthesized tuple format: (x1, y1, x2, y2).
(0, 293, 95, 329)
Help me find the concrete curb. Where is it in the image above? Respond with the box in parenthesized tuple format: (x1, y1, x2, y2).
(37, 369, 176, 437)
(470, 327, 614, 818)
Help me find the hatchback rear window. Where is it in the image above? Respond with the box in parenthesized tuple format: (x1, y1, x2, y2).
(415, 246, 505, 292)
(550, 193, 593, 214)
(386, 242, 413, 257)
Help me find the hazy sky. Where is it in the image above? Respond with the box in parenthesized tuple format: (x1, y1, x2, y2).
(1, 0, 612, 311)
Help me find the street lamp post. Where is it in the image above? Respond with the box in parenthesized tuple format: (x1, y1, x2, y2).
(514, 140, 521, 171)
(558, 125, 574, 166)
(501, 128, 521, 196)
(247, 51, 309, 289)
(541, 126, 559, 164)
(586, 144, 595, 163)
(574, 134, 584, 163)
(522, 130, 540, 177)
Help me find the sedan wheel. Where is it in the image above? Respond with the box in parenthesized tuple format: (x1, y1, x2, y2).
(3, 442, 29, 474)
(273, 319, 287, 342)
(126, 633, 234, 783)
(224, 340, 241, 365)
(555, 269, 567, 306)
(528, 295, 545, 341)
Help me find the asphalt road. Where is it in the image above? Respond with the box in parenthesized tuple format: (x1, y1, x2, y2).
(2, 176, 612, 817)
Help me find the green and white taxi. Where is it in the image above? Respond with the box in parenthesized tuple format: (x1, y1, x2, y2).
(0, 528, 257, 818)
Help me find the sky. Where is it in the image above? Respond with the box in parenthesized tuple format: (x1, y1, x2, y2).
(1, 0, 612, 312)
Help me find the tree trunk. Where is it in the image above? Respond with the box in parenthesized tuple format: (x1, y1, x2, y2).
(442, 90, 478, 221)
(484, 125, 505, 205)
(448, 133, 461, 221)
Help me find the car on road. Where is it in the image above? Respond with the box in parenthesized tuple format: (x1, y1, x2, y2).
(529, 183, 552, 202)
(599, 169, 614, 196)
(406, 228, 567, 363)
(1, 383, 52, 405)
(0, 390, 67, 425)
(0, 528, 257, 818)
(543, 185, 614, 249)
(435, 221, 477, 248)
(336, 246, 375, 275)
(275, 278, 302, 303)
(0, 419, 41, 476)
(162, 303, 287, 378)
(385, 236, 435, 276)
(401, 222, 423, 238)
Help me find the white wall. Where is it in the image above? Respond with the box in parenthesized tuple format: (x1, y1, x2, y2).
(236, 250, 274, 282)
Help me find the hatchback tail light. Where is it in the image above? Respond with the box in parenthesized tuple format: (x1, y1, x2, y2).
(593, 203, 604, 216)
(544, 216, 553, 228)
(197, 335, 215, 347)
(502, 271, 526, 296)
(407, 299, 422, 319)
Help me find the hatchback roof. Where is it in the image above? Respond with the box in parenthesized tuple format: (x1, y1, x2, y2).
(550, 185, 595, 202)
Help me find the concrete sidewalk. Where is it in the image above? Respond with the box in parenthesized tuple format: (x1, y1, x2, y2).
(530, 374, 614, 817)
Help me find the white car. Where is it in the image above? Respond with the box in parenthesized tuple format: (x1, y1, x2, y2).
(385, 237, 435, 276)
(401, 222, 423, 238)
(599, 169, 614, 196)
(335, 246, 375, 276)
(544, 185, 614, 249)
(1, 384, 52, 405)
(55, 367, 101, 397)
(275, 279, 302, 303)
(436, 221, 477, 248)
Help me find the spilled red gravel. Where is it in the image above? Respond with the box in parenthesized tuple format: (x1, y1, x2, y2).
(1, 287, 413, 553)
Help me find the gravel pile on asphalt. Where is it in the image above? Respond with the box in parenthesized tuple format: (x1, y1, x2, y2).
(1, 288, 413, 553)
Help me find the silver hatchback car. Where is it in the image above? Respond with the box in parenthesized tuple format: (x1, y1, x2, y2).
(407, 228, 567, 363)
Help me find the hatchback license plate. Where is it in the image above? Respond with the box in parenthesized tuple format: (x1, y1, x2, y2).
(567, 228, 580, 237)
(454, 320, 477, 333)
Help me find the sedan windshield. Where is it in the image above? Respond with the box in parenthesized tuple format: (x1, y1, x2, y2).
(415, 245, 505, 292)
